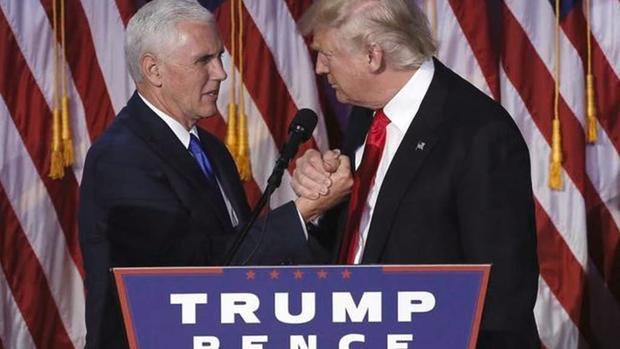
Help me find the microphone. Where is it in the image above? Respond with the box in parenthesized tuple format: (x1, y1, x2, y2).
(267, 108, 318, 189)
(224, 108, 318, 265)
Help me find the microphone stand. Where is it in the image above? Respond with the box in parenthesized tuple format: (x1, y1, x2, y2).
(223, 161, 286, 266)
(223, 108, 315, 266)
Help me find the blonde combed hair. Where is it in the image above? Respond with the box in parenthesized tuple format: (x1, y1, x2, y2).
(299, 0, 436, 70)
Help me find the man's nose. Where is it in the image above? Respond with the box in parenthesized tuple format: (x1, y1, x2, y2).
(211, 59, 227, 80)
(315, 58, 328, 75)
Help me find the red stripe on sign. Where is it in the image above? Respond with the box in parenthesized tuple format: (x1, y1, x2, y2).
(0, 185, 74, 349)
(562, 8, 620, 156)
(448, 0, 500, 100)
(114, 0, 138, 27)
(39, 0, 116, 141)
(534, 199, 591, 342)
(502, 6, 620, 306)
(0, 10, 84, 277)
(214, 2, 318, 164)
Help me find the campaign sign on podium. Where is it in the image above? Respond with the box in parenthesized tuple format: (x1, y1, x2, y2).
(113, 265, 489, 349)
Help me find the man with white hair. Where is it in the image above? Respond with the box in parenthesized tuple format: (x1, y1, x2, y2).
(291, 1, 540, 348)
(78, 1, 327, 347)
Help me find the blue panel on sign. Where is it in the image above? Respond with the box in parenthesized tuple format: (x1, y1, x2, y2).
(114, 265, 489, 349)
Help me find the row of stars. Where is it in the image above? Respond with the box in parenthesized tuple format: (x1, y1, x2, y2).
(245, 269, 353, 280)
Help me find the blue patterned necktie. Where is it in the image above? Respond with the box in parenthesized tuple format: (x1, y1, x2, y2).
(188, 134, 232, 225)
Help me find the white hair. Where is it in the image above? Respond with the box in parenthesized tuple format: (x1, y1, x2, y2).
(125, 0, 214, 82)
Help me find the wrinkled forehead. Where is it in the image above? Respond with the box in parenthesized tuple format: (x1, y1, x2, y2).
(168, 20, 223, 51)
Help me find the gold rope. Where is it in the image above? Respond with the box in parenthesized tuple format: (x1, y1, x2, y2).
(60, 0, 74, 166)
(226, 0, 239, 158)
(585, 0, 598, 143)
(236, 0, 252, 180)
(49, 0, 64, 179)
(424, 0, 437, 39)
(430, 0, 437, 40)
(549, 0, 563, 190)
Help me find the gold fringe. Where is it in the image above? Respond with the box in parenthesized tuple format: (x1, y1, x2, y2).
(235, 0, 252, 181)
(549, 0, 563, 191)
(585, 0, 597, 143)
(236, 109, 252, 180)
(61, 96, 74, 166)
(225, 0, 241, 170)
(59, 0, 73, 166)
(549, 119, 563, 190)
(49, 0, 64, 179)
(225, 102, 238, 154)
(49, 108, 65, 179)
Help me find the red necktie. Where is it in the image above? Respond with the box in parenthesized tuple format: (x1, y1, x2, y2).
(338, 109, 390, 264)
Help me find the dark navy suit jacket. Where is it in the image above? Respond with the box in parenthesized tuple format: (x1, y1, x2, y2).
(305, 59, 540, 348)
(79, 92, 309, 348)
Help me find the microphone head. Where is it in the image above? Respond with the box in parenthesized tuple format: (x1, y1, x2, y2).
(289, 108, 318, 141)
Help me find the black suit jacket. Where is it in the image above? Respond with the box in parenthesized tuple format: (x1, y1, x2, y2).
(79, 92, 307, 348)
(308, 59, 540, 348)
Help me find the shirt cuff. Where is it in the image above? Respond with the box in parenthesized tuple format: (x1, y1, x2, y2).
(295, 205, 309, 240)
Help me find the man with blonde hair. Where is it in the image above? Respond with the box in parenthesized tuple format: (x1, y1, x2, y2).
(291, 1, 540, 348)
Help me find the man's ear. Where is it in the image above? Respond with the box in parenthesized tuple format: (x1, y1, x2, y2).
(367, 43, 384, 73)
(141, 53, 163, 87)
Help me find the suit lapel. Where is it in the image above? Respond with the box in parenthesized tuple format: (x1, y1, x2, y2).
(120, 92, 234, 232)
(362, 59, 450, 263)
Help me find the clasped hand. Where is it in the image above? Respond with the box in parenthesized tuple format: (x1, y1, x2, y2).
(292, 149, 354, 221)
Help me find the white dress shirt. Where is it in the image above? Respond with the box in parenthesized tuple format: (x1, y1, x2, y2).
(138, 93, 239, 226)
(350, 59, 435, 263)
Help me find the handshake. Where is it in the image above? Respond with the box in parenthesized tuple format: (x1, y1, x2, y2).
(292, 149, 354, 222)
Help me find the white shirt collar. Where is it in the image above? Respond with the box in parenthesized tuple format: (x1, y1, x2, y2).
(138, 93, 199, 148)
(382, 58, 435, 133)
(351, 58, 435, 264)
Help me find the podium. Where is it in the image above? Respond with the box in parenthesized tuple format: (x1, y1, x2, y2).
(114, 265, 489, 349)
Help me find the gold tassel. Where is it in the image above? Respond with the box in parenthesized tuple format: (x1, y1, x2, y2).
(225, 102, 238, 153)
(237, 109, 251, 180)
(49, 0, 64, 179)
(549, 118, 563, 190)
(50, 107, 65, 179)
(586, 74, 597, 142)
(225, 0, 241, 166)
(235, 0, 251, 181)
(585, 0, 597, 143)
(60, 0, 73, 166)
(61, 96, 74, 166)
(549, 0, 563, 190)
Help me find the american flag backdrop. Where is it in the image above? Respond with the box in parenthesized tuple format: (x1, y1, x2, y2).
(0, 0, 618, 348)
